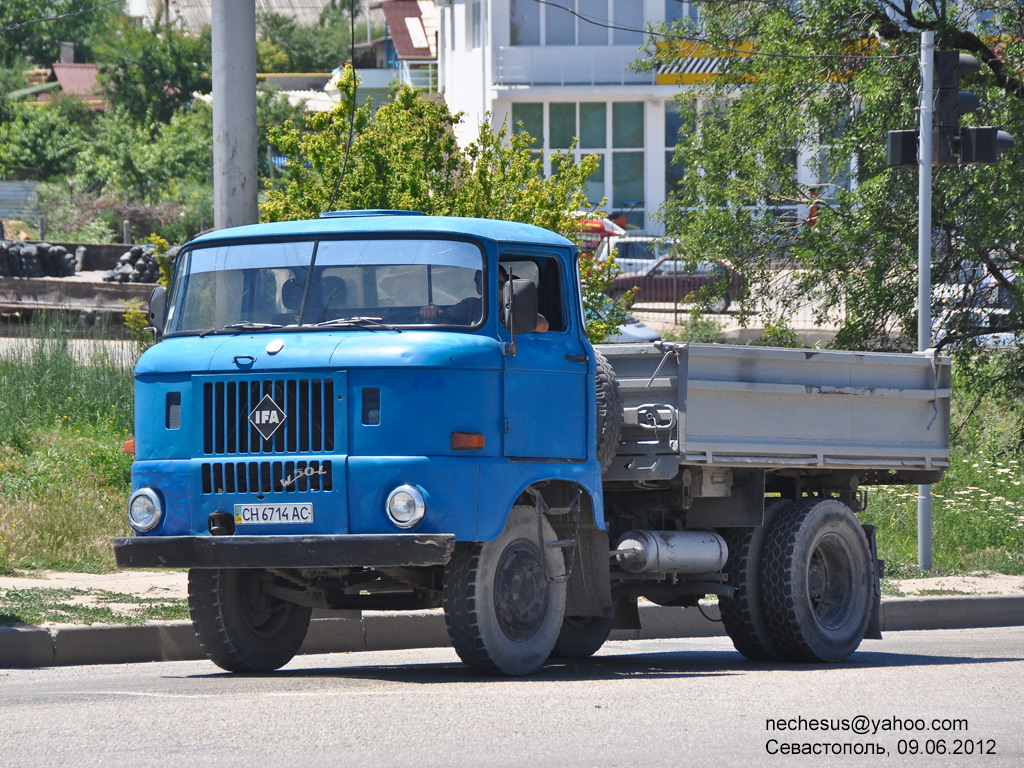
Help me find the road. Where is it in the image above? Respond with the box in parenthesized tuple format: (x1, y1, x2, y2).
(0, 628, 1021, 767)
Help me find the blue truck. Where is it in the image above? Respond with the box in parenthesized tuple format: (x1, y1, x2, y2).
(114, 211, 951, 675)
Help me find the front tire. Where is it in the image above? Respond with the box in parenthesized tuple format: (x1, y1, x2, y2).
(443, 507, 567, 675)
(761, 499, 874, 662)
(550, 615, 614, 659)
(188, 568, 312, 673)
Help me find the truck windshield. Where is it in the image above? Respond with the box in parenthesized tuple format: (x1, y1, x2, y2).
(165, 238, 486, 334)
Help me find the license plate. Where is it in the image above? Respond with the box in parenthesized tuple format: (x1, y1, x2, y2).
(234, 503, 313, 525)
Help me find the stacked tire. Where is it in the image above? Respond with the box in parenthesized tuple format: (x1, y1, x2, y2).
(104, 245, 164, 284)
(0, 241, 76, 278)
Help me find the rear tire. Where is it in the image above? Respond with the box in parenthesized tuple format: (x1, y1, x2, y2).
(188, 568, 311, 673)
(761, 499, 874, 662)
(443, 507, 566, 675)
(550, 615, 614, 659)
(719, 499, 790, 660)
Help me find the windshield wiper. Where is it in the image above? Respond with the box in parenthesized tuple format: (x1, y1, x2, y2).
(312, 317, 401, 332)
(199, 322, 284, 338)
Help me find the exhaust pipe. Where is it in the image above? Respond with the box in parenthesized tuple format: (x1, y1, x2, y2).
(615, 530, 728, 574)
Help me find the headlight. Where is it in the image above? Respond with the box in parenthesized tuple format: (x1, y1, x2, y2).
(386, 485, 425, 529)
(128, 488, 163, 533)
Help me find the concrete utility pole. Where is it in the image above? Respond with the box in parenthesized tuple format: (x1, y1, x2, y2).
(918, 31, 935, 571)
(212, 0, 258, 230)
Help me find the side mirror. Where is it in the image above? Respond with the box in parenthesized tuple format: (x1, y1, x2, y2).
(148, 285, 167, 341)
(502, 278, 539, 335)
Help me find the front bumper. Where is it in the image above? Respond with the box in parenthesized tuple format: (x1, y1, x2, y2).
(113, 533, 455, 569)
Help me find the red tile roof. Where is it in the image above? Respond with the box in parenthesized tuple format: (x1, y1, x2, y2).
(46, 63, 107, 110)
(381, 1, 436, 60)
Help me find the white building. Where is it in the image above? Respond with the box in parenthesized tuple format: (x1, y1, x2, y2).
(437, 1, 703, 232)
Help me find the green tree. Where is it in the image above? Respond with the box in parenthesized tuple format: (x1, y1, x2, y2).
(96, 16, 211, 125)
(0, 0, 122, 67)
(0, 66, 26, 124)
(262, 68, 627, 340)
(257, 4, 359, 73)
(649, 0, 1023, 352)
(0, 97, 93, 179)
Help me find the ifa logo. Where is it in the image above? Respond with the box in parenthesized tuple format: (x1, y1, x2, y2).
(248, 394, 287, 440)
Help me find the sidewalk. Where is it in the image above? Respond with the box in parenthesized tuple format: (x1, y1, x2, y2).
(2, 570, 1023, 668)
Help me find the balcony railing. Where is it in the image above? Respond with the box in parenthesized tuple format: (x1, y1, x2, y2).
(494, 46, 652, 86)
(399, 61, 438, 93)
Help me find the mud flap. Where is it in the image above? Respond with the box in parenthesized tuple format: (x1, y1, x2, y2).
(863, 524, 883, 640)
(557, 523, 614, 620)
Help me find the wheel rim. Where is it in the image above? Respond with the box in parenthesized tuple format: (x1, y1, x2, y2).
(237, 571, 294, 638)
(493, 539, 549, 642)
(805, 533, 856, 630)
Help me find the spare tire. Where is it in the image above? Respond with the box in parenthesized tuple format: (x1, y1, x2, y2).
(594, 349, 622, 472)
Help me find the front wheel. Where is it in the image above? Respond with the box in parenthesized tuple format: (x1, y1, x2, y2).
(550, 615, 614, 659)
(761, 499, 874, 662)
(188, 568, 312, 673)
(443, 507, 567, 675)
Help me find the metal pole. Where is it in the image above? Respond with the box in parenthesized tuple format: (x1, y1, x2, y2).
(212, 0, 258, 230)
(917, 31, 934, 571)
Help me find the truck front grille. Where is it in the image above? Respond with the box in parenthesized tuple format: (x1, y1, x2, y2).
(202, 378, 335, 456)
(201, 460, 333, 495)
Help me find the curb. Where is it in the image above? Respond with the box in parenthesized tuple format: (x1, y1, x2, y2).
(3, 595, 1023, 669)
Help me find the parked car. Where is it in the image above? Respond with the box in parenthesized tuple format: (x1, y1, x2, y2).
(607, 256, 742, 314)
(586, 297, 661, 343)
(594, 234, 676, 274)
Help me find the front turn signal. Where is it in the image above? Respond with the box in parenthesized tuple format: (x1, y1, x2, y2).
(123, 439, 136, 455)
(451, 432, 485, 450)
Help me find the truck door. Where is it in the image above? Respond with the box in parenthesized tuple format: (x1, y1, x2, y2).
(500, 251, 589, 461)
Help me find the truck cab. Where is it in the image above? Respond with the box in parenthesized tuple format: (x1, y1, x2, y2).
(116, 211, 611, 675)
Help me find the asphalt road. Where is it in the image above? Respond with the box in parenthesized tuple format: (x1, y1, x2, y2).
(1, 628, 1021, 768)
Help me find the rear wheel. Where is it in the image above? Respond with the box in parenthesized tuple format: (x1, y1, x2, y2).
(707, 294, 730, 314)
(761, 499, 874, 662)
(443, 507, 566, 675)
(719, 500, 790, 660)
(188, 568, 312, 673)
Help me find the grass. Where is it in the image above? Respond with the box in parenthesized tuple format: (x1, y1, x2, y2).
(0, 314, 140, 574)
(863, 453, 1024, 576)
(0, 587, 188, 626)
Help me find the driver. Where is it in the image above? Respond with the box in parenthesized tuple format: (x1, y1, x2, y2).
(420, 266, 548, 332)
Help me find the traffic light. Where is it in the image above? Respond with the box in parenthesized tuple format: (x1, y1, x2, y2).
(960, 126, 1015, 163)
(887, 130, 918, 168)
(934, 50, 980, 165)
(933, 50, 1014, 165)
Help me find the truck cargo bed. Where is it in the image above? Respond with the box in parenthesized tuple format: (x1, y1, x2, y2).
(598, 342, 950, 483)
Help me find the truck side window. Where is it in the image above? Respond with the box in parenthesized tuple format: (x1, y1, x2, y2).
(499, 256, 565, 332)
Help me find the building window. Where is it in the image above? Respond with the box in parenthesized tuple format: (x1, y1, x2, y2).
(469, 0, 483, 49)
(579, 102, 606, 148)
(510, 0, 541, 46)
(510, 0, 643, 46)
(613, 0, 643, 45)
(510, 101, 645, 229)
(665, 0, 699, 26)
(665, 101, 688, 199)
(512, 102, 544, 164)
